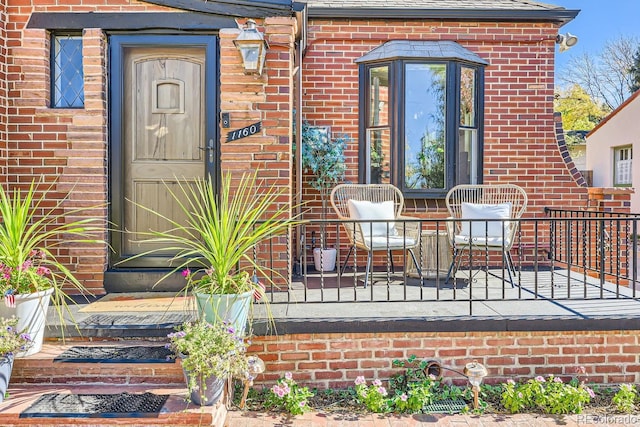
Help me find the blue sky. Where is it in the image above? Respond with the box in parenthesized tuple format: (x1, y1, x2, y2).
(551, 0, 640, 76)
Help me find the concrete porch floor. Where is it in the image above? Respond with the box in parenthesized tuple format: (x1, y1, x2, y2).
(44, 268, 640, 340)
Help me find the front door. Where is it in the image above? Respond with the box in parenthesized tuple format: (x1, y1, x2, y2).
(108, 35, 217, 291)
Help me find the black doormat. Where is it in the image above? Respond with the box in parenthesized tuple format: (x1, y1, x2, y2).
(80, 313, 194, 328)
(54, 345, 174, 363)
(20, 392, 169, 418)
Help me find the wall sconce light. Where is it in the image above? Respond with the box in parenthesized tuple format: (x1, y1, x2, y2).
(556, 33, 578, 53)
(234, 19, 269, 75)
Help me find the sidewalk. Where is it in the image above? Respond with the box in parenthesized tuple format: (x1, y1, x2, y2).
(227, 411, 640, 426)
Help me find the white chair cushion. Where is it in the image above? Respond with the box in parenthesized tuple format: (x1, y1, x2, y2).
(365, 235, 416, 250)
(454, 234, 509, 248)
(459, 202, 512, 238)
(347, 199, 396, 238)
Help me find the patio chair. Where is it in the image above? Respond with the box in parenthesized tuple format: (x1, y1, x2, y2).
(330, 184, 421, 287)
(445, 184, 528, 285)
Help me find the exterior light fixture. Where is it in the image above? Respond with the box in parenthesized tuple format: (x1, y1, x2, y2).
(424, 359, 488, 410)
(240, 355, 265, 409)
(556, 33, 578, 53)
(464, 360, 488, 410)
(234, 19, 269, 75)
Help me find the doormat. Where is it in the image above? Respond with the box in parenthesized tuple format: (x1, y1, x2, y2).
(80, 313, 194, 329)
(54, 345, 174, 363)
(20, 392, 169, 418)
(79, 293, 195, 313)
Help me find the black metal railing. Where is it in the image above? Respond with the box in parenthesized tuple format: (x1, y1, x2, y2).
(251, 211, 640, 316)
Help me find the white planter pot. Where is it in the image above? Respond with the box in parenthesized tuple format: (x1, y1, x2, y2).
(313, 247, 337, 272)
(194, 290, 253, 336)
(0, 288, 54, 357)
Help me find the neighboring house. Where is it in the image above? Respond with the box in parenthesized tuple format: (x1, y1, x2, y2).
(0, 0, 626, 294)
(586, 90, 639, 212)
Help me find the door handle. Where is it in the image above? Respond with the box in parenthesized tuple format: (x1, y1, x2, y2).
(199, 140, 214, 163)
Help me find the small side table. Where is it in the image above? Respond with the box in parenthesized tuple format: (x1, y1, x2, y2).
(407, 230, 452, 279)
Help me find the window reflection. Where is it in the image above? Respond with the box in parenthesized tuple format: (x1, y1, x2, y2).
(404, 63, 446, 190)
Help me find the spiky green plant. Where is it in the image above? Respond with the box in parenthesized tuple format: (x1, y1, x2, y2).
(124, 171, 301, 299)
(0, 179, 105, 333)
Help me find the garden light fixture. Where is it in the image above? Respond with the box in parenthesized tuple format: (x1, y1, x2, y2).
(234, 19, 268, 75)
(464, 360, 488, 410)
(240, 355, 266, 409)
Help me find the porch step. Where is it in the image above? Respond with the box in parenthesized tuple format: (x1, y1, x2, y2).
(0, 342, 227, 427)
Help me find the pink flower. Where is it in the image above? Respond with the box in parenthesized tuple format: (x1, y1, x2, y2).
(507, 379, 515, 385)
(372, 379, 382, 387)
(400, 393, 408, 402)
(535, 376, 545, 382)
(284, 372, 293, 381)
(354, 376, 366, 386)
(377, 386, 387, 396)
(299, 401, 306, 408)
(576, 366, 587, 375)
(272, 385, 285, 398)
(586, 387, 595, 398)
(281, 383, 290, 395)
(181, 269, 191, 278)
(553, 377, 563, 383)
(36, 266, 51, 276)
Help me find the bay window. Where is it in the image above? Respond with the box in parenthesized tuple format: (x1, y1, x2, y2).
(357, 41, 487, 198)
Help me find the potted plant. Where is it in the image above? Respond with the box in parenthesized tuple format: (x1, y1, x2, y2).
(300, 122, 347, 271)
(0, 316, 32, 401)
(125, 171, 301, 334)
(166, 319, 249, 406)
(0, 179, 104, 355)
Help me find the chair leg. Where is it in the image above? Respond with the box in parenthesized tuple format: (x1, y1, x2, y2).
(364, 251, 373, 288)
(388, 250, 395, 274)
(341, 246, 354, 276)
(408, 249, 422, 277)
(446, 247, 468, 283)
(504, 250, 516, 288)
(445, 249, 458, 283)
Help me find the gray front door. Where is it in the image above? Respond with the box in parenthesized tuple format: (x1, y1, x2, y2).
(107, 35, 218, 291)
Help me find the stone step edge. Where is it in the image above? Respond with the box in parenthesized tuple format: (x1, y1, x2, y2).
(11, 342, 185, 387)
(0, 384, 226, 427)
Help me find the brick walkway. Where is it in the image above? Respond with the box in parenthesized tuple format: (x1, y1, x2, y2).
(227, 411, 640, 426)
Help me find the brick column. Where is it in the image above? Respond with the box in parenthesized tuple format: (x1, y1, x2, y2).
(219, 17, 297, 286)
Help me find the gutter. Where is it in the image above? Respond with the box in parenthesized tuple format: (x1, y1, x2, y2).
(307, 8, 579, 25)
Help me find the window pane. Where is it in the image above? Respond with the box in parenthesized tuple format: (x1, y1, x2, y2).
(458, 129, 477, 184)
(404, 63, 446, 190)
(368, 128, 391, 184)
(53, 35, 84, 108)
(615, 147, 632, 186)
(369, 66, 389, 127)
(460, 67, 475, 127)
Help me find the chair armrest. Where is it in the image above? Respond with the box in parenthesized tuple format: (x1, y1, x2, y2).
(396, 215, 421, 241)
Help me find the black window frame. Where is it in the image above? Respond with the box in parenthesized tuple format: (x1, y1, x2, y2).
(359, 58, 485, 199)
(50, 32, 85, 109)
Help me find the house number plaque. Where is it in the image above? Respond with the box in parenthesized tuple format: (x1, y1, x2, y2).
(226, 122, 261, 142)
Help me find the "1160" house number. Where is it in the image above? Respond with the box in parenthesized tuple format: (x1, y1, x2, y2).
(226, 122, 261, 142)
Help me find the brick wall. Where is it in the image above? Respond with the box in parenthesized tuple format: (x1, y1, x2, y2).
(250, 330, 640, 389)
(4, 2, 296, 293)
(219, 17, 297, 286)
(0, 0, 6, 181)
(299, 18, 631, 269)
